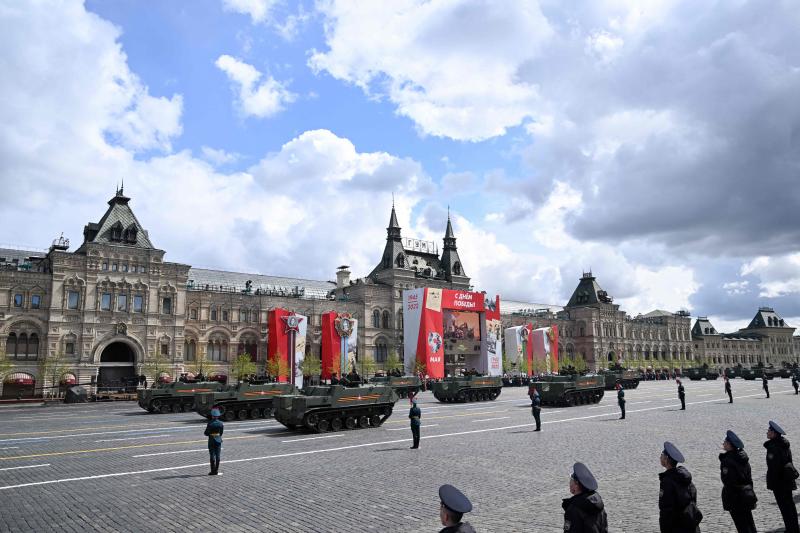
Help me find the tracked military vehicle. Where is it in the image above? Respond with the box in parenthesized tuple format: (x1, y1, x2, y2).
(195, 382, 298, 421)
(529, 374, 605, 406)
(137, 381, 226, 413)
(599, 366, 641, 390)
(368, 375, 422, 398)
(431, 376, 503, 403)
(273, 384, 398, 432)
(685, 367, 720, 380)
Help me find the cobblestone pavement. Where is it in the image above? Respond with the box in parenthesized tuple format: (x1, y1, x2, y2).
(0, 378, 798, 532)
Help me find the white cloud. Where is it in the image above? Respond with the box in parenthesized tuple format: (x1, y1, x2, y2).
(200, 146, 240, 166)
(740, 254, 800, 298)
(310, 0, 553, 141)
(215, 55, 296, 118)
(221, 0, 278, 23)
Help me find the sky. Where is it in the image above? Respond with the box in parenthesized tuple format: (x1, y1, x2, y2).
(1, 0, 799, 334)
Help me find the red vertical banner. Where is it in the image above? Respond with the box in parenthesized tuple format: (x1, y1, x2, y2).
(267, 309, 290, 382)
(549, 325, 559, 374)
(525, 324, 534, 376)
(321, 311, 341, 380)
(415, 289, 445, 379)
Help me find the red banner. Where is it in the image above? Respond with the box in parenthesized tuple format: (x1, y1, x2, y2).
(441, 289, 485, 311)
(320, 311, 340, 380)
(415, 290, 445, 379)
(267, 309, 290, 382)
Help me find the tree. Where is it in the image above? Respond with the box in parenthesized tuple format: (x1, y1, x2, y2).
(266, 356, 290, 381)
(0, 348, 12, 388)
(528, 357, 545, 376)
(186, 350, 211, 378)
(231, 353, 257, 384)
(360, 357, 377, 379)
(384, 351, 404, 374)
(299, 356, 321, 381)
(37, 350, 71, 398)
(502, 357, 512, 374)
(326, 357, 341, 379)
(573, 354, 588, 374)
(142, 353, 172, 383)
(413, 359, 426, 377)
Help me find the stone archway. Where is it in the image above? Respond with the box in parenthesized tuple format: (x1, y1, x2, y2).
(98, 342, 136, 389)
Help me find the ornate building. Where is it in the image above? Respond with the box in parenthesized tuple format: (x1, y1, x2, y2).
(503, 272, 695, 371)
(0, 192, 467, 397)
(691, 308, 798, 367)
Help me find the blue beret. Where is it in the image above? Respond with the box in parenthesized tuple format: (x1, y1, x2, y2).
(571, 462, 598, 491)
(210, 408, 221, 417)
(439, 484, 472, 514)
(725, 430, 744, 449)
(663, 441, 685, 463)
(769, 420, 786, 435)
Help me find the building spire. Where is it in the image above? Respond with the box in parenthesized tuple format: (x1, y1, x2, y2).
(444, 209, 456, 245)
(387, 202, 401, 241)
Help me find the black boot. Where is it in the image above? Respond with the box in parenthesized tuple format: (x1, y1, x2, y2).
(209, 459, 215, 476)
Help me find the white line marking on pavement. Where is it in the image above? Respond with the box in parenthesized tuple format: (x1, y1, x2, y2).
(1, 390, 793, 491)
(386, 425, 439, 431)
(0, 447, 20, 450)
(95, 435, 171, 443)
(0, 464, 50, 472)
(132, 449, 207, 458)
(281, 434, 344, 443)
(697, 394, 712, 397)
(473, 417, 510, 423)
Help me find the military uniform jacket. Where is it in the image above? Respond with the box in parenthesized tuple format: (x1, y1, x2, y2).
(617, 389, 625, 405)
(658, 466, 702, 532)
(719, 449, 757, 510)
(677, 385, 685, 398)
(562, 490, 608, 533)
(762, 377, 769, 388)
(764, 437, 798, 491)
(531, 394, 541, 411)
(439, 522, 476, 533)
(724, 381, 731, 393)
(408, 405, 421, 427)
(204, 419, 224, 446)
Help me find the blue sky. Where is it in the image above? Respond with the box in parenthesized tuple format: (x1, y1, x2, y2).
(2, 0, 800, 333)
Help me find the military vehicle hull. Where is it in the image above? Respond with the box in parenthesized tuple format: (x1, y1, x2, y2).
(600, 369, 640, 390)
(741, 367, 774, 380)
(368, 376, 422, 398)
(273, 385, 398, 433)
(431, 376, 503, 403)
(137, 382, 226, 413)
(685, 368, 720, 381)
(530, 375, 605, 406)
(195, 382, 299, 421)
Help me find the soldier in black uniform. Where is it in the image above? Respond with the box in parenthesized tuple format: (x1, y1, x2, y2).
(792, 373, 799, 395)
(658, 441, 703, 532)
(724, 377, 733, 404)
(616, 382, 625, 419)
(762, 375, 770, 398)
(530, 387, 541, 431)
(764, 420, 799, 533)
(562, 462, 608, 532)
(719, 430, 757, 533)
(438, 484, 475, 533)
(409, 399, 421, 449)
(676, 379, 686, 410)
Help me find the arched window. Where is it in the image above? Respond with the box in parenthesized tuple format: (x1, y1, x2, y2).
(382, 310, 390, 329)
(110, 222, 123, 241)
(184, 340, 196, 361)
(222, 310, 228, 322)
(372, 309, 380, 328)
(396, 253, 405, 268)
(7, 333, 17, 358)
(453, 262, 461, 275)
(28, 333, 38, 359)
(768, 317, 773, 326)
(374, 338, 388, 363)
(240, 308, 248, 322)
(397, 310, 403, 330)
(17, 333, 28, 360)
(238, 337, 258, 362)
(210, 307, 217, 321)
(124, 224, 138, 243)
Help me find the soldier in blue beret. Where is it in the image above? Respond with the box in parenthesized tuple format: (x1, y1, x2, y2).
(724, 376, 733, 404)
(719, 430, 757, 532)
(616, 382, 625, 420)
(762, 374, 770, 399)
(204, 407, 224, 475)
(438, 484, 475, 533)
(562, 462, 608, 532)
(676, 379, 686, 410)
(659, 442, 702, 532)
(765, 420, 799, 532)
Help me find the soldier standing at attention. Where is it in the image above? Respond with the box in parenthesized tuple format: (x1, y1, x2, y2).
(719, 430, 757, 533)
(562, 462, 608, 532)
(531, 386, 542, 431)
(792, 373, 798, 395)
(677, 379, 686, 410)
(438, 484, 475, 533)
(409, 399, 421, 449)
(616, 382, 625, 420)
(659, 442, 703, 532)
(762, 375, 770, 398)
(764, 420, 799, 532)
(724, 377, 733, 404)
(204, 408, 224, 476)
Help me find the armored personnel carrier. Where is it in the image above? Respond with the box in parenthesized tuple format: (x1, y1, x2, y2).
(529, 374, 605, 406)
(685, 367, 720, 380)
(137, 381, 227, 413)
(599, 366, 641, 390)
(368, 375, 422, 398)
(273, 384, 398, 432)
(194, 382, 298, 421)
(741, 365, 775, 380)
(431, 376, 503, 403)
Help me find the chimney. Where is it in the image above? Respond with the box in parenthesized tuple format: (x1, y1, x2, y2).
(336, 265, 351, 289)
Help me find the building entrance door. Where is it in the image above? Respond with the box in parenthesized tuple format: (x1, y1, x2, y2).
(98, 342, 136, 391)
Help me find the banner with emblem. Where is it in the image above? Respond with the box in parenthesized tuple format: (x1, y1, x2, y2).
(504, 324, 533, 376)
(532, 325, 559, 374)
(267, 309, 307, 384)
(321, 311, 358, 380)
